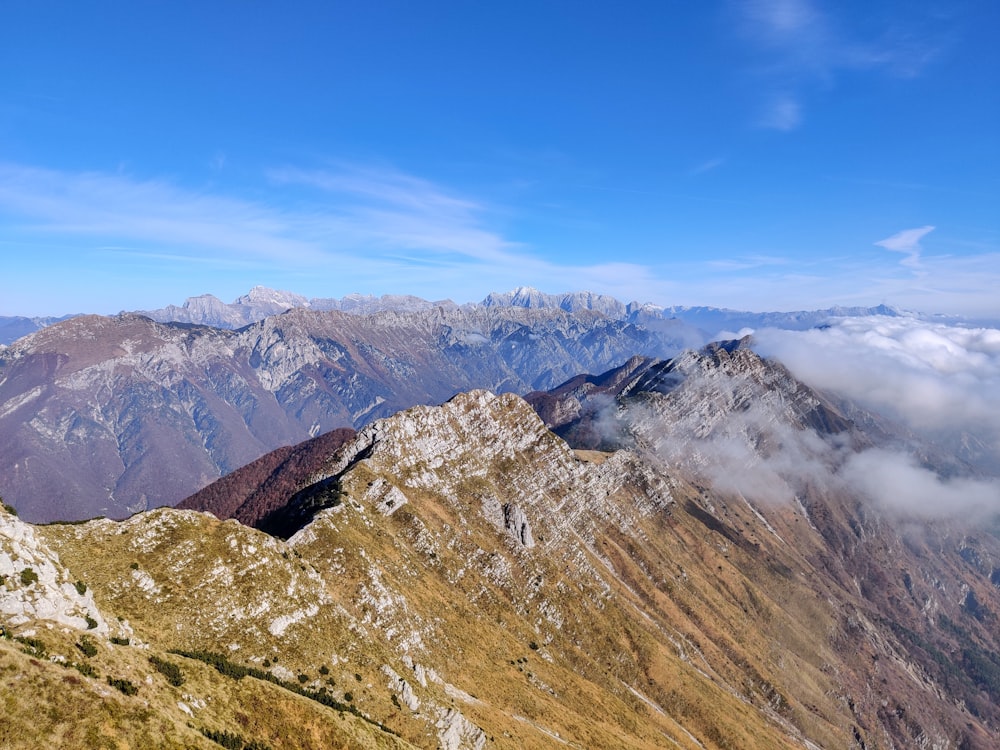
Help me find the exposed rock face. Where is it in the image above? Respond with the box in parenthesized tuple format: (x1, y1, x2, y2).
(481, 286, 629, 317)
(0, 508, 106, 633)
(9, 384, 999, 749)
(0, 307, 682, 522)
(136, 286, 311, 329)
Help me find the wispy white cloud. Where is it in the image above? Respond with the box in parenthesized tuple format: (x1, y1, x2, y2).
(0, 163, 322, 263)
(746, 0, 822, 36)
(735, 0, 947, 130)
(707, 254, 789, 272)
(758, 94, 802, 131)
(688, 157, 726, 176)
(0, 160, 671, 309)
(0, 161, 525, 268)
(874, 225, 934, 269)
(840, 448, 1000, 518)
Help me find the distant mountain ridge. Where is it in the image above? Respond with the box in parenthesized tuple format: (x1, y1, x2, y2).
(3, 285, 915, 347)
(13, 284, 998, 355)
(134, 284, 905, 340)
(0, 314, 79, 346)
(135, 286, 454, 330)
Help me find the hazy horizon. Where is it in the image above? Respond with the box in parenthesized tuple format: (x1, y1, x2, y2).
(2, 2, 997, 317)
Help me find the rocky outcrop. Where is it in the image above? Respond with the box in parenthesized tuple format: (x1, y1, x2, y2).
(0, 508, 106, 633)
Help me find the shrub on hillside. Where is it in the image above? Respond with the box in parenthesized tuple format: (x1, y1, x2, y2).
(149, 655, 185, 687)
(107, 676, 138, 696)
(200, 727, 271, 750)
(76, 636, 98, 658)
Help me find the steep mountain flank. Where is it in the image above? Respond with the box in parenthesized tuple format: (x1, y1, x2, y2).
(9, 380, 992, 747)
(0, 306, 681, 522)
(4, 392, 810, 748)
(537, 341, 1000, 747)
(177, 426, 357, 533)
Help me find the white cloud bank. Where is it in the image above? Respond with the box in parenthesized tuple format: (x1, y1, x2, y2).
(751, 315, 1000, 518)
(754, 315, 1000, 438)
(620, 313, 1000, 521)
(841, 448, 1000, 518)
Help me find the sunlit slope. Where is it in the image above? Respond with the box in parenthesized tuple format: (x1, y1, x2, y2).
(10, 369, 999, 748)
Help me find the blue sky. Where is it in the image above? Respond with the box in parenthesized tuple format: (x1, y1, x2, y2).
(1, 1, 997, 317)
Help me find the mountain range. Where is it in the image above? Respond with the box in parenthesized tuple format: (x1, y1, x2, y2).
(0, 304, 690, 522)
(0, 287, 919, 522)
(2, 341, 998, 748)
(134, 285, 904, 342)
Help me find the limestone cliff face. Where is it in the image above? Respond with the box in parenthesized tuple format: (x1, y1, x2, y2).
(0, 508, 106, 633)
(0, 307, 680, 522)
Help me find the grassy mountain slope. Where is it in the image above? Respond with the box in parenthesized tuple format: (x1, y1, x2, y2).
(4, 359, 998, 748)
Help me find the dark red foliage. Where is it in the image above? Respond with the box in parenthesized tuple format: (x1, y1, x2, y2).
(177, 427, 356, 530)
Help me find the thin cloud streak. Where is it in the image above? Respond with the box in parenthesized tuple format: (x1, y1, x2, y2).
(759, 95, 802, 131)
(0, 161, 671, 309)
(0, 161, 524, 266)
(0, 163, 322, 263)
(875, 225, 935, 269)
(689, 157, 726, 176)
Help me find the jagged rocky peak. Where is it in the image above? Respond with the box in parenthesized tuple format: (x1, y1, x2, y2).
(312, 292, 454, 314)
(277, 390, 611, 536)
(481, 286, 628, 317)
(137, 286, 308, 328)
(137, 286, 456, 329)
(178, 292, 225, 311)
(236, 286, 310, 309)
(628, 336, 854, 434)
